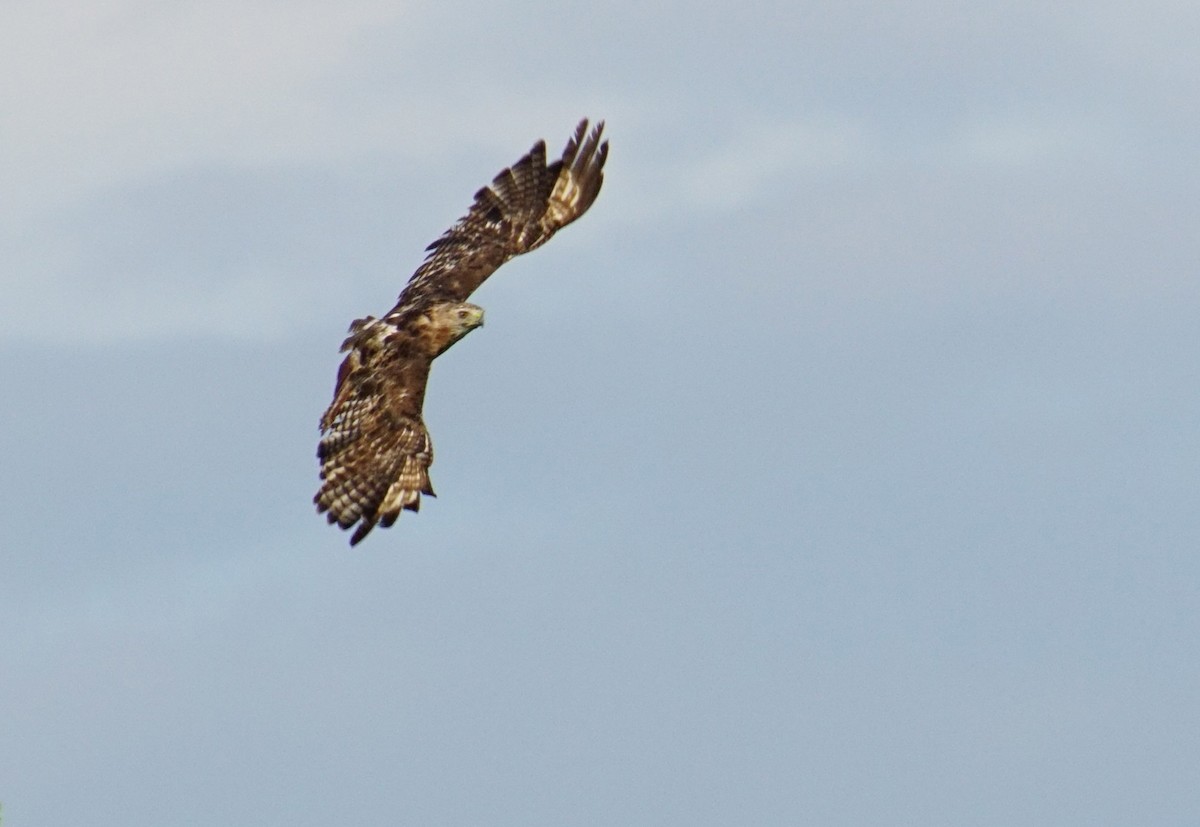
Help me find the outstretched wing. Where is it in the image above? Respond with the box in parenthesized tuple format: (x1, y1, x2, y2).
(315, 323, 436, 546)
(317, 119, 608, 545)
(394, 118, 608, 309)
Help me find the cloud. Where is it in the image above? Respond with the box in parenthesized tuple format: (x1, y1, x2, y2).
(0, 0, 635, 346)
(602, 109, 1130, 231)
(1, 1, 427, 212)
(1, 0, 1188, 350)
(672, 119, 874, 212)
(1, 264, 321, 345)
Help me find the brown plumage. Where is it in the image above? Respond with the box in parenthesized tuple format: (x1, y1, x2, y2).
(315, 119, 608, 545)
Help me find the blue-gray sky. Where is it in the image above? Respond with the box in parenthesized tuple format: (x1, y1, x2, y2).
(4, 1, 1199, 824)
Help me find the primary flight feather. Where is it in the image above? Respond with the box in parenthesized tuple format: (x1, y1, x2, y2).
(315, 119, 608, 545)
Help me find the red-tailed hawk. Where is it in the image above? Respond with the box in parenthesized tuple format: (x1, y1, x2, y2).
(315, 119, 608, 545)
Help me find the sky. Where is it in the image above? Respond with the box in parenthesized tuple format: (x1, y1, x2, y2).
(3, 1, 1199, 824)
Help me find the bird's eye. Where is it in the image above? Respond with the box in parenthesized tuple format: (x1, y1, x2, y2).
(457, 309, 469, 319)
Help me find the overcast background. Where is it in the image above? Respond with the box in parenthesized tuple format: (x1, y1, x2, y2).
(3, 1, 1199, 824)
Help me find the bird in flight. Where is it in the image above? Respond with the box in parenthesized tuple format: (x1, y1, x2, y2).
(315, 119, 608, 545)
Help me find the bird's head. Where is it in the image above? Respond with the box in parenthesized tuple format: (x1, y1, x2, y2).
(422, 301, 485, 357)
(441, 301, 485, 335)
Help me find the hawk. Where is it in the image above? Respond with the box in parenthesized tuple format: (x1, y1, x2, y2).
(315, 119, 608, 545)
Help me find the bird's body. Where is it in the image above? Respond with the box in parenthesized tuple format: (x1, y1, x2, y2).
(315, 120, 608, 545)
